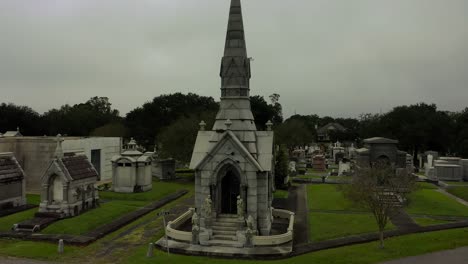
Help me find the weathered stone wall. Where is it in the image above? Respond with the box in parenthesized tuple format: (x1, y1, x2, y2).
(0, 137, 121, 193)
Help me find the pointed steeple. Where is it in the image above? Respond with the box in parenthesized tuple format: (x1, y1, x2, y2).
(220, 0, 251, 98)
(213, 0, 256, 132)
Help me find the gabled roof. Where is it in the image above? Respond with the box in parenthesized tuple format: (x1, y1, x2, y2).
(364, 137, 398, 144)
(43, 153, 98, 183)
(0, 152, 25, 182)
(192, 131, 264, 172)
(61, 154, 99, 180)
(3, 131, 22, 137)
(317, 123, 346, 134)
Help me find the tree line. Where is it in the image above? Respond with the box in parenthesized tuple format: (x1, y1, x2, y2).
(1, 94, 467, 162)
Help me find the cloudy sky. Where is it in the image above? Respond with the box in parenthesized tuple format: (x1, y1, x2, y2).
(1, 0, 467, 118)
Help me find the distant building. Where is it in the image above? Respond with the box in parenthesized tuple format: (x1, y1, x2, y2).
(355, 137, 407, 168)
(2, 127, 23, 137)
(317, 123, 346, 142)
(0, 136, 121, 193)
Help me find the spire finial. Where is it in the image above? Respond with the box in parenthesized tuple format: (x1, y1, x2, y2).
(266, 120, 273, 131)
(54, 134, 64, 159)
(225, 119, 233, 130)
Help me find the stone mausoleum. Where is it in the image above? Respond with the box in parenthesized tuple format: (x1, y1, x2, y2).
(158, 0, 294, 255)
(38, 136, 99, 218)
(111, 138, 153, 193)
(356, 137, 407, 168)
(0, 152, 26, 210)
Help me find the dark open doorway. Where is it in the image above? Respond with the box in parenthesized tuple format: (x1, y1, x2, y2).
(221, 169, 240, 214)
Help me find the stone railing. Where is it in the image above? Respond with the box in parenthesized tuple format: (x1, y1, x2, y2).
(252, 209, 295, 246)
(166, 208, 194, 242)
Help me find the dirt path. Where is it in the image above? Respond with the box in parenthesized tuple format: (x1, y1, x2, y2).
(292, 185, 310, 246)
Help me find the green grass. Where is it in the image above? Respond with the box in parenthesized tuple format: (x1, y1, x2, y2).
(274, 190, 289, 199)
(42, 200, 147, 235)
(0, 208, 37, 232)
(307, 184, 362, 211)
(42, 180, 194, 235)
(26, 194, 41, 205)
(123, 228, 468, 264)
(309, 212, 394, 241)
(416, 182, 438, 190)
(99, 180, 193, 202)
(407, 189, 468, 217)
(447, 187, 468, 202)
(412, 217, 453, 226)
(0, 240, 78, 261)
(443, 181, 468, 186)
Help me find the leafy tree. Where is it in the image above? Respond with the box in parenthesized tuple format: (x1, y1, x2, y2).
(274, 118, 314, 149)
(90, 122, 128, 138)
(250, 95, 283, 130)
(0, 103, 43, 135)
(274, 145, 289, 190)
(341, 164, 416, 248)
(125, 93, 218, 148)
(157, 111, 217, 163)
(42, 97, 121, 136)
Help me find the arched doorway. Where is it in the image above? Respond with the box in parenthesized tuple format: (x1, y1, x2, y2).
(220, 169, 240, 214)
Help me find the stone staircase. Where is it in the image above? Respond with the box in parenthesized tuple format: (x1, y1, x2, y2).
(208, 214, 245, 247)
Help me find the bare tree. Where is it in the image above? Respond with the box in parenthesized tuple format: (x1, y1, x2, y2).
(341, 163, 416, 248)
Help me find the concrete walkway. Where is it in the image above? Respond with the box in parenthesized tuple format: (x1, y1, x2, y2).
(380, 246, 468, 264)
(0, 257, 54, 264)
(292, 184, 310, 246)
(436, 189, 468, 207)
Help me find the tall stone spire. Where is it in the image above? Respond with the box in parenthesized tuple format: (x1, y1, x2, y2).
(213, 0, 256, 132)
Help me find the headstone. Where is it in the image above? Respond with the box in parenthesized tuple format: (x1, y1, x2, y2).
(58, 239, 64, 254)
(312, 155, 326, 171)
(146, 243, 154, 257)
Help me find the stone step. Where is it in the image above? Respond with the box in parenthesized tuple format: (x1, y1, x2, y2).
(213, 230, 237, 236)
(211, 235, 238, 241)
(218, 214, 238, 218)
(212, 221, 240, 228)
(215, 217, 244, 224)
(212, 225, 239, 232)
(207, 239, 244, 248)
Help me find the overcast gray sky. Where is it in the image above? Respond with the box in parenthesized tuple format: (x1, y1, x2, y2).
(1, 0, 467, 118)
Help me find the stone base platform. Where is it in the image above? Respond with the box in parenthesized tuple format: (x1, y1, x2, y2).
(155, 238, 293, 258)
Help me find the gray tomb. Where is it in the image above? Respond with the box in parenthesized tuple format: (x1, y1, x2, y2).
(355, 137, 407, 168)
(38, 136, 99, 218)
(111, 138, 153, 193)
(0, 152, 26, 209)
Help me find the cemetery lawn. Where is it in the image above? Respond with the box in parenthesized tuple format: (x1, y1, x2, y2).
(99, 180, 193, 201)
(309, 212, 394, 241)
(274, 189, 289, 199)
(412, 217, 454, 226)
(307, 184, 362, 211)
(124, 227, 468, 264)
(26, 194, 41, 205)
(447, 187, 468, 201)
(41, 200, 147, 235)
(0, 208, 36, 232)
(406, 188, 468, 217)
(42, 180, 194, 235)
(306, 184, 393, 241)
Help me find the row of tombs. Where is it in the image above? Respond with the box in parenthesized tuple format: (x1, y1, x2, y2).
(0, 136, 177, 232)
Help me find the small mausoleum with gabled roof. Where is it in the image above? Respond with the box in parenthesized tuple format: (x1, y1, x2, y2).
(111, 138, 153, 193)
(39, 135, 99, 218)
(0, 152, 26, 209)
